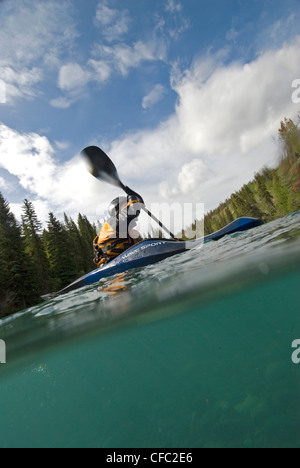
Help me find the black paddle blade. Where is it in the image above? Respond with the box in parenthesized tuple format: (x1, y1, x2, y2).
(81, 146, 124, 189)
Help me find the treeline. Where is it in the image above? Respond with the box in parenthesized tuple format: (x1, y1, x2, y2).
(0, 198, 97, 318)
(197, 116, 300, 236)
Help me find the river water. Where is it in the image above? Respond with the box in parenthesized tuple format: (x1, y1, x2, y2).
(0, 212, 300, 448)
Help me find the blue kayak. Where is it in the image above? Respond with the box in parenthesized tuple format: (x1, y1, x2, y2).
(50, 217, 263, 298)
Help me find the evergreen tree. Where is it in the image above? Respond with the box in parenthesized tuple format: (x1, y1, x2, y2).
(272, 172, 293, 216)
(22, 199, 50, 295)
(261, 166, 275, 182)
(64, 213, 88, 276)
(44, 212, 77, 291)
(240, 185, 264, 219)
(279, 117, 300, 163)
(254, 173, 276, 217)
(216, 211, 227, 230)
(77, 213, 96, 272)
(204, 212, 214, 235)
(223, 206, 234, 224)
(231, 193, 248, 217)
(0, 193, 38, 317)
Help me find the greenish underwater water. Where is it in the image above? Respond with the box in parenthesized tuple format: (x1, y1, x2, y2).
(0, 212, 300, 448)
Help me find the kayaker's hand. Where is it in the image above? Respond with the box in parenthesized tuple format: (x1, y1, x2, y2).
(128, 194, 144, 207)
(128, 194, 144, 217)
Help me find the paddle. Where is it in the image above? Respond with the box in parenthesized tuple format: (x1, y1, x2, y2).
(81, 146, 177, 239)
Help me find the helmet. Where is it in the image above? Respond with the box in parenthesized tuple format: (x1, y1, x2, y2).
(108, 197, 128, 217)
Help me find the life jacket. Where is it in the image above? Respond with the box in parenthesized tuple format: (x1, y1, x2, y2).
(93, 200, 142, 267)
(93, 226, 138, 267)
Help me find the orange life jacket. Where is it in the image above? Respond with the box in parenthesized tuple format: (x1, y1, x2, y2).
(93, 200, 142, 267)
(93, 227, 140, 267)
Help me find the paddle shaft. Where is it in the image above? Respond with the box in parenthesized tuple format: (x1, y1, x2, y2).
(121, 183, 176, 239)
(142, 207, 176, 239)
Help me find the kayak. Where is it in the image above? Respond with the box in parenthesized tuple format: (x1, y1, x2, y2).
(55, 217, 263, 297)
(49, 217, 263, 298)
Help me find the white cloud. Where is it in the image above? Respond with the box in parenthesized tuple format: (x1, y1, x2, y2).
(177, 159, 210, 195)
(0, 66, 43, 104)
(173, 40, 300, 157)
(49, 1, 168, 108)
(157, 0, 189, 40)
(88, 59, 112, 84)
(54, 38, 162, 106)
(50, 96, 75, 110)
(0, 0, 77, 67)
(0, 123, 57, 198)
(53, 59, 112, 107)
(95, 1, 131, 42)
(0, 123, 113, 223)
(142, 84, 166, 110)
(94, 40, 165, 77)
(0, 176, 9, 190)
(54, 140, 70, 151)
(107, 36, 300, 211)
(226, 28, 240, 43)
(0, 0, 78, 104)
(165, 0, 182, 13)
(58, 63, 90, 92)
(50, 59, 112, 109)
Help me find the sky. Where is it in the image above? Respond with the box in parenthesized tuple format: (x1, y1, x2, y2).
(0, 0, 300, 232)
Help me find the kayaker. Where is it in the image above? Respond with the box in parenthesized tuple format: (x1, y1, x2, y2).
(93, 195, 144, 267)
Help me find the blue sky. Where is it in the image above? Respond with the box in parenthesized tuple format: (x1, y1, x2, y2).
(0, 0, 300, 230)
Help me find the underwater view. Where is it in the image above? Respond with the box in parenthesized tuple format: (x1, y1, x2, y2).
(0, 211, 299, 448)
